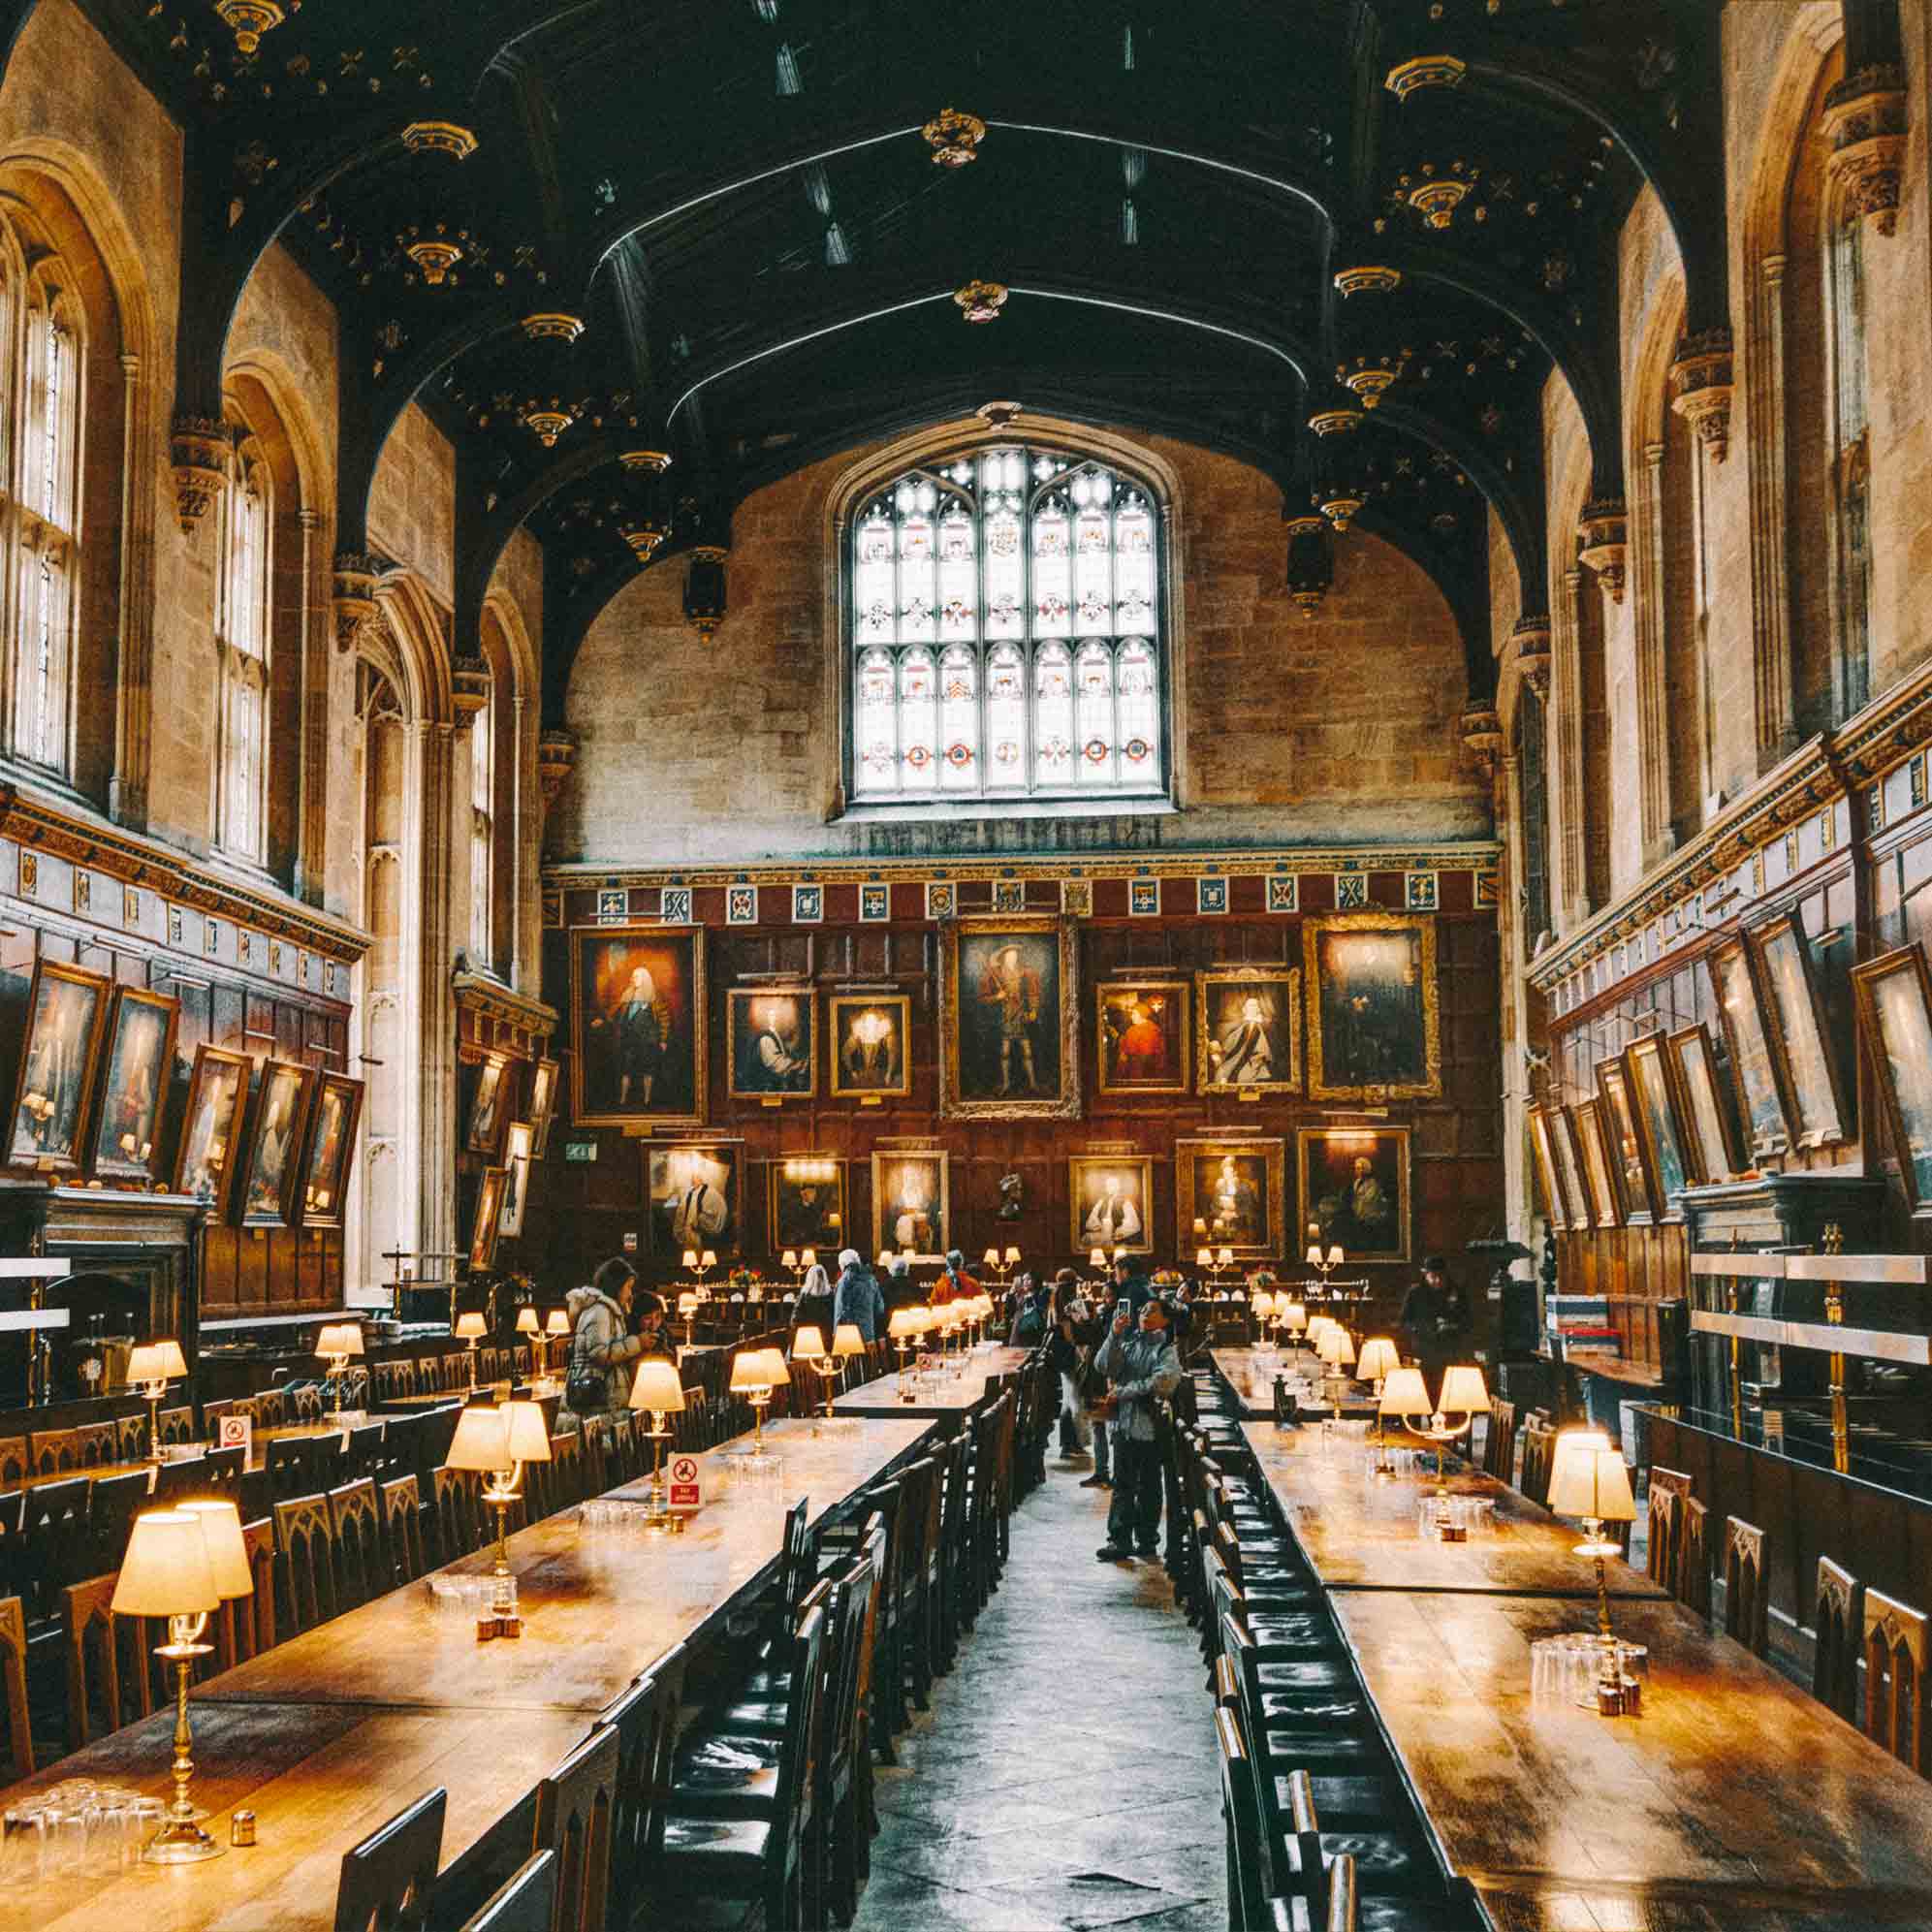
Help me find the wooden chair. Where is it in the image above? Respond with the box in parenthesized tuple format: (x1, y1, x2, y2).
(0, 1596, 31, 1783)
(62, 1572, 156, 1748)
(1215, 1701, 1272, 1932)
(1723, 1515, 1769, 1658)
(459, 1851, 556, 1932)
(333, 1786, 446, 1932)
(532, 1725, 620, 1932)
(22, 1476, 91, 1621)
(433, 1467, 483, 1566)
(274, 1492, 339, 1636)
(152, 1443, 244, 1506)
(601, 1646, 687, 1910)
(1517, 1421, 1556, 1508)
(344, 1423, 387, 1482)
(1862, 1588, 1929, 1773)
(1813, 1557, 1865, 1724)
(1483, 1398, 1517, 1481)
(29, 1428, 81, 1476)
(0, 1436, 24, 1489)
(157, 1406, 194, 1447)
(254, 1388, 288, 1429)
(329, 1477, 384, 1611)
(291, 1383, 326, 1424)
(114, 1411, 147, 1463)
(1678, 1496, 1712, 1619)
(380, 1474, 427, 1587)
(550, 1430, 585, 1512)
(1644, 1482, 1680, 1593)
(213, 1518, 277, 1670)
(85, 1468, 153, 1578)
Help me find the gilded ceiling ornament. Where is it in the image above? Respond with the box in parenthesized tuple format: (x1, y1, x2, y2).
(400, 122, 480, 162)
(214, 0, 286, 57)
(1333, 266, 1402, 299)
(169, 417, 233, 537)
(684, 546, 729, 642)
(619, 450, 673, 473)
(1314, 483, 1365, 535)
(1403, 162, 1478, 231)
(953, 279, 1008, 324)
(923, 109, 988, 169)
(1308, 408, 1363, 437)
(523, 313, 586, 342)
(400, 226, 464, 285)
(976, 400, 1025, 428)
(618, 517, 670, 561)
(1338, 350, 1411, 409)
(1384, 54, 1467, 100)
(521, 401, 577, 447)
(1576, 500, 1630, 605)
(1667, 328, 1734, 464)
(1283, 515, 1331, 618)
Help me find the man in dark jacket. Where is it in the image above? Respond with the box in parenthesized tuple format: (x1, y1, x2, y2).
(1400, 1253, 1471, 1390)
(1093, 1298, 1182, 1561)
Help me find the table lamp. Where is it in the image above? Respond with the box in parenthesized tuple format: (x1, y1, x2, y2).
(1090, 1247, 1107, 1275)
(1194, 1246, 1213, 1277)
(675, 1290, 699, 1350)
(446, 1400, 551, 1637)
(111, 1506, 249, 1861)
(1004, 1245, 1021, 1274)
(791, 1324, 839, 1421)
(730, 1346, 787, 1453)
(832, 1321, 867, 1401)
(127, 1339, 188, 1464)
(1547, 1428, 1638, 1713)
(975, 1291, 997, 1344)
(543, 1306, 570, 1379)
(455, 1310, 488, 1391)
(1283, 1300, 1309, 1345)
(1315, 1324, 1355, 1398)
(982, 1247, 1001, 1283)
(626, 1357, 685, 1525)
(314, 1321, 365, 1424)
(800, 1248, 816, 1274)
(876, 1248, 893, 1270)
(1355, 1336, 1399, 1400)
(781, 1249, 799, 1288)
(886, 1304, 922, 1380)
(1375, 1364, 1434, 1477)
(1419, 1364, 1493, 1475)
(180, 1497, 255, 1682)
(699, 1250, 717, 1288)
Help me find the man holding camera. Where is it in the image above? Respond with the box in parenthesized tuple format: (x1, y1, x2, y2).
(1093, 1297, 1181, 1563)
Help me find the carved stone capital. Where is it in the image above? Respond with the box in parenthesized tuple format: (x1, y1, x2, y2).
(1576, 500, 1630, 605)
(1667, 328, 1735, 463)
(1461, 705, 1504, 779)
(169, 417, 232, 538)
(451, 651, 491, 721)
(1823, 67, 1907, 236)
(333, 552, 389, 657)
(537, 728, 578, 806)
(1511, 615, 1552, 699)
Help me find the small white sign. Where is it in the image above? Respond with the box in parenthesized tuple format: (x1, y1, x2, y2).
(217, 1413, 253, 1459)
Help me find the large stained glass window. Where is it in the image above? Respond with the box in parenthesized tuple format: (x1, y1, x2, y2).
(850, 446, 1165, 806)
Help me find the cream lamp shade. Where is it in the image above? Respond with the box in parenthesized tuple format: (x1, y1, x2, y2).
(1378, 1366, 1435, 1418)
(1355, 1337, 1400, 1383)
(1326, 1245, 1346, 1267)
(547, 1308, 572, 1336)
(1437, 1365, 1492, 1415)
(1251, 1290, 1276, 1320)
(446, 1405, 550, 1474)
(753, 1346, 790, 1384)
(1547, 1431, 1634, 1523)
(729, 1351, 769, 1392)
(179, 1500, 253, 1600)
(628, 1359, 686, 1414)
(791, 1325, 827, 1362)
(682, 1248, 699, 1269)
(675, 1292, 698, 1316)
(800, 1248, 816, 1268)
(315, 1322, 364, 1360)
(516, 1308, 541, 1336)
(832, 1323, 867, 1358)
(781, 1249, 799, 1269)
(1317, 1326, 1356, 1368)
(1004, 1247, 1021, 1265)
(699, 1249, 717, 1270)
(502, 1400, 551, 1464)
(1305, 1314, 1335, 1345)
(901, 1247, 918, 1265)
(1195, 1248, 1213, 1269)
(127, 1340, 188, 1383)
(886, 1307, 921, 1342)
(454, 1312, 488, 1342)
(1090, 1248, 1107, 1269)
(1305, 1243, 1324, 1266)
(876, 1249, 893, 1266)
(983, 1248, 999, 1268)
(111, 1511, 218, 1619)
(1217, 1247, 1235, 1266)
(1283, 1302, 1308, 1334)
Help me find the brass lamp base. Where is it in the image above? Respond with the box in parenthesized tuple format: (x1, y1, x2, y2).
(478, 1488, 523, 1642)
(143, 1815, 224, 1863)
(144, 1639, 220, 1863)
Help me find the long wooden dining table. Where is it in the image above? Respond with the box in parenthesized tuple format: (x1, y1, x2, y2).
(0, 1413, 932, 1931)
(1239, 1418, 1932, 1928)
(834, 1344, 1029, 1420)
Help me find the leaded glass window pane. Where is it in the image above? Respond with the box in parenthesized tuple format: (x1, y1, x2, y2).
(848, 443, 1166, 806)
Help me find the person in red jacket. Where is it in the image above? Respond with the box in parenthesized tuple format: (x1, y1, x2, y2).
(933, 1249, 978, 1306)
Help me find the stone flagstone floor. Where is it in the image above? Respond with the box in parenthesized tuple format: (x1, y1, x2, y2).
(852, 1455, 1226, 1931)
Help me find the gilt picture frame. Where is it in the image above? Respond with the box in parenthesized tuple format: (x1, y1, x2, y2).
(871, 1148, 949, 1262)
(647, 1140, 744, 1260)
(6, 959, 111, 1175)
(1303, 912, 1441, 1101)
(1094, 978, 1191, 1096)
(770, 1155, 846, 1255)
(498, 1121, 533, 1240)
(1525, 1101, 1573, 1230)
(1707, 934, 1792, 1160)
(1298, 1127, 1410, 1264)
(1852, 944, 1932, 1216)
(1623, 1034, 1691, 1220)
(1665, 1021, 1745, 1185)
(938, 916, 1080, 1120)
(726, 987, 816, 1101)
(1753, 909, 1850, 1150)
(174, 1043, 252, 1216)
(527, 1056, 560, 1156)
(569, 926, 708, 1129)
(1068, 1155, 1155, 1256)
(469, 1166, 509, 1271)
(298, 1073, 364, 1229)
(1595, 1053, 1658, 1224)
(238, 1060, 319, 1229)
(1572, 1099, 1623, 1229)
(1549, 1103, 1594, 1232)
(87, 985, 179, 1185)
(828, 994, 912, 1100)
(1194, 967, 1300, 1096)
(1175, 1136, 1284, 1260)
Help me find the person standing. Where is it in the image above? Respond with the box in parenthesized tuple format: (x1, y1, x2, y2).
(1047, 1273, 1093, 1464)
(560, 1258, 653, 1430)
(832, 1248, 885, 1342)
(933, 1249, 978, 1307)
(795, 1259, 836, 1340)
(1093, 1299, 1182, 1562)
(1399, 1253, 1471, 1393)
(1079, 1280, 1117, 1490)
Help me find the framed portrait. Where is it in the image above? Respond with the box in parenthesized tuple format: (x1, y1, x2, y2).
(828, 994, 911, 1099)
(647, 1140, 743, 1259)
(727, 987, 816, 1101)
(1175, 1137, 1284, 1260)
(527, 1056, 560, 1156)
(1707, 934, 1791, 1158)
(871, 1149, 949, 1262)
(1303, 913, 1441, 1101)
(299, 1073, 364, 1228)
(1094, 979, 1190, 1096)
(470, 1167, 509, 1271)
(1623, 1036, 1691, 1219)
(1853, 945, 1932, 1214)
(570, 927, 707, 1128)
(1525, 1101, 1572, 1230)
(7, 959, 111, 1174)
(1572, 1099, 1623, 1229)
(1549, 1104, 1594, 1232)
(1195, 968, 1300, 1095)
(1595, 1055, 1657, 1223)
(939, 917, 1079, 1120)
(238, 1060, 319, 1228)
(498, 1121, 533, 1239)
(1068, 1155, 1155, 1256)
(1298, 1128, 1410, 1264)
(770, 1154, 845, 1254)
(465, 1055, 510, 1156)
(1753, 911, 1850, 1149)
(87, 985, 179, 1184)
(1665, 1022, 1743, 1184)
(174, 1043, 252, 1213)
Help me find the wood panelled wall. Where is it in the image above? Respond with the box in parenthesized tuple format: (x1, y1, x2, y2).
(526, 907, 1504, 1338)
(0, 916, 353, 1318)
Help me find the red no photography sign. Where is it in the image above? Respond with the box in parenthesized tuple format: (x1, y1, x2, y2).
(668, 1455, 702, 1511)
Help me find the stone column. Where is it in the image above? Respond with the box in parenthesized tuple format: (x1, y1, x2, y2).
(415, 718, 459, 1268)
(1496, 748, 1533, 1246)
(294, 506, 332, 907)
(511, 693, 542, 996)
(111, 351, 157, 831)
(1746, 253, 1795, 767)
(1631, 440, 1674, 868)
(1551, 568, 1590, 931)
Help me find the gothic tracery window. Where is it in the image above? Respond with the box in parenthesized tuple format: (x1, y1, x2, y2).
(214, 442, 269, 862)
(1826, 204, 1871, 721)
(849, 446, 1166, 806)
(469, 669, 494, 968)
